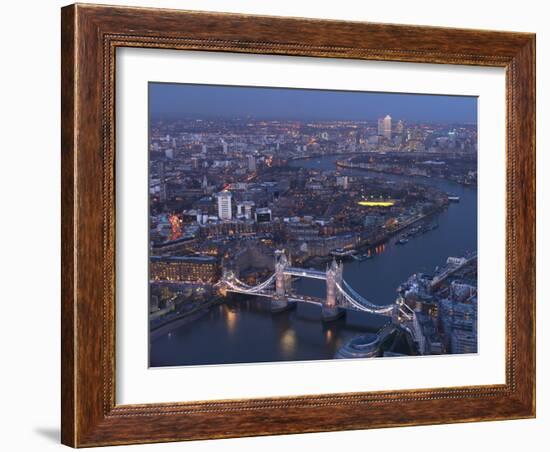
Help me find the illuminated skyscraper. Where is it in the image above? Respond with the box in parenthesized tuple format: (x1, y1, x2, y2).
(382, 115, 392, 139)
(217, 191, 232, 220)
(377, 115, 392, 139)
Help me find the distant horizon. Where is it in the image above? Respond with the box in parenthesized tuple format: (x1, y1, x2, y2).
(149, 82, 478, 124)
(150, 114, 477, 126)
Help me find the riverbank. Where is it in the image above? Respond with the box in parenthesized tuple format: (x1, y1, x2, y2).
(150, 297, 223, 339)
(302, 204, 445, 270)
(336, 158, 473, 187)
(289, 151, 363, 162)
(336, 158, 432, 177)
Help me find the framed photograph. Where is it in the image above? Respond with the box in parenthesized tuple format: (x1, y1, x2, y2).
(61, 3, 536, 447)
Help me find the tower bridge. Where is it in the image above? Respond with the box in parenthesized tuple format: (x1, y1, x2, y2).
(218, 250, 404, 321)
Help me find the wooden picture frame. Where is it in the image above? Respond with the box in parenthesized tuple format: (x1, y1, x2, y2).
(61, 3, 536, 447)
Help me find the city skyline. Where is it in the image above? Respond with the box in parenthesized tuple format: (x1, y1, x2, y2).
(148, 85, 478, 367)
(149, 82, 478, 124)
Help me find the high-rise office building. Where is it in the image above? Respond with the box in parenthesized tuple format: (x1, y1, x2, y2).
(377, 117, 385, 136)
(396, 119, 404, 135)
(382, 115, 392, 139)
(377, 115, 392, 139)
(217, 191, 232, 220)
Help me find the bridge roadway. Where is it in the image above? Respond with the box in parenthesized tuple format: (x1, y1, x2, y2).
(222, 280, 326, 307)
(283, 267, 327, 280)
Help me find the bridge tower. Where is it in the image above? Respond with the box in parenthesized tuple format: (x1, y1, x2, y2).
(275, 251, 288, 297)
(271, 250, 295, 312)
(323, 259, 345, 321)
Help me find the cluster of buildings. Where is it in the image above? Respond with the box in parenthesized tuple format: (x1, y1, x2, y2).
(149, 166, 448, 288)
(374, 114, 477, 153)
(150, 255, 220, 284)
(150, 116, 476, 171)
(337, 153, 477, 185)
(396, 256, 478, 355)
(215, 190, 273, 223)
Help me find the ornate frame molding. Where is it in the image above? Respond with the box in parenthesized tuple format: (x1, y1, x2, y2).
(62, 4, 535, 447)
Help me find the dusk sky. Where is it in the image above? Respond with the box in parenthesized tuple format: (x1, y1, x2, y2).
(149, 82, 477, 123)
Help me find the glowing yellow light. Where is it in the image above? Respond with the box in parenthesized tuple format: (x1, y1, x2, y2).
(358, 200, 395, 207)
(280, 329, 297, 355)
(225, 307, 237, 334)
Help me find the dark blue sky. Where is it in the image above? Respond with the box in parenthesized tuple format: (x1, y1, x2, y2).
(149, 82, 477, 123)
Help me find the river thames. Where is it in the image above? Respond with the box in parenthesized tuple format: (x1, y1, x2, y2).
(149, 155, 477, 367)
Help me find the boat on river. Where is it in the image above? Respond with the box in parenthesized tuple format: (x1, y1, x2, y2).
(447, 194, 461, 202)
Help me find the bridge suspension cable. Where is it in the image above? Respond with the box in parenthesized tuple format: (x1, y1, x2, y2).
(223, 273, 276, 294)
(337, 280, 395, 314)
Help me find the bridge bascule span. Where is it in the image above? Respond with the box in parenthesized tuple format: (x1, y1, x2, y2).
(218, 250, 408, 321)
